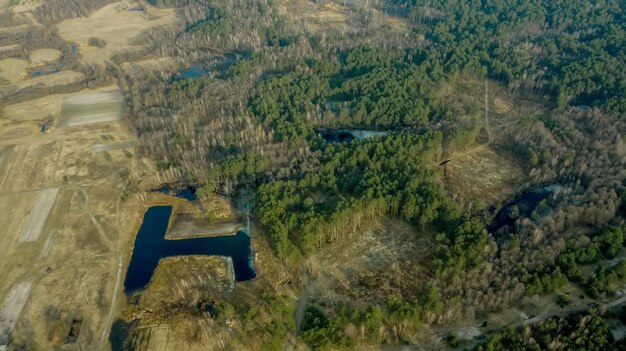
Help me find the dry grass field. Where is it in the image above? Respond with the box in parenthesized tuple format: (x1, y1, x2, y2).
(0, 107, 147, 349)
(56, 2, 183, 65)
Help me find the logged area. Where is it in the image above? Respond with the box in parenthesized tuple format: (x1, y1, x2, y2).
(0, 0, 625, 350)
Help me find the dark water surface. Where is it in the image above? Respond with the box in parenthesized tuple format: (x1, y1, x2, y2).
(318, 129, 389, 143)
(123, 206, 255, 293)
(154, 184, 198, 201)
(489, 185, 561, 232)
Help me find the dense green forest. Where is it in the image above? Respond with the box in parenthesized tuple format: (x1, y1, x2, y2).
(115, 0, 626, 348)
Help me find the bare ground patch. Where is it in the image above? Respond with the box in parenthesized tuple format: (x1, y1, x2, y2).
(168, 215, 244, 239)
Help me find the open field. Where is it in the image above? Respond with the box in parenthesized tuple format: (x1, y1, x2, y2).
(0, 58, 28, 83)
(29, 48, 62, 66)
(283, 0, 412, 35)
(0, 280, 32, 345)
(311, 218, 434, 307)
(2, 85, 123, 123)
(56, 1, 183, 65)
(2, 93, 62, 121)
(59, 89, 124, 127)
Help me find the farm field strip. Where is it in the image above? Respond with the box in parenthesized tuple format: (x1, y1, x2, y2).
(0, 280, 32, 345)
(18, 187, 59, 242)
(59, 90, 123, 127)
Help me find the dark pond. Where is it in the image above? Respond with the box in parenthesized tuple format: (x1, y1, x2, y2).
(320, 130, 355, 143)
(154, 184, 198, 201)
(489, 185, 562, 232)
(123, 206, 256, 293)
(318, 129, 389, 143)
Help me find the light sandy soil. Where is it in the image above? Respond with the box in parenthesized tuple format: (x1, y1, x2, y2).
(0, 280, 32, 345)
(0, 58, 28, 83)
(168, 216, 244, 239)
(56, 1, 183, 65)
(18, 187, 59, 242)
(29, 48, 62, 66)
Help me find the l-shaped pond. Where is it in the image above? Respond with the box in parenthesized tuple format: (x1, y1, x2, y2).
(123, 206, 255, 293)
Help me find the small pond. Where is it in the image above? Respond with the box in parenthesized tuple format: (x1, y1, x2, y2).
(489, 184, 563, 232)
(319, 129, 388, 143)
(180, 65, 209, 79)
(123, 206, 255, 293)
(154, 184, 198, 201)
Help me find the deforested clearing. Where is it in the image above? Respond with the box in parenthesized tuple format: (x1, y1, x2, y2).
(18, 187, 59, 242)
(59, 89, 123, 127)
(311, 218, 434, 307)
(446, 146, 524, 208)
(0, 280, 32, 345)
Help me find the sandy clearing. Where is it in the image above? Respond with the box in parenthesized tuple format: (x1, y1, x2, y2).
(57, 2, 182, 65)
(0, 280, 32, 345)
(18, 187, 59, 242)
(59, 89, 123, 127)
(168, 218, 244, 239)
(0, 58, 28, 84)
(29, 48, 62, 66)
